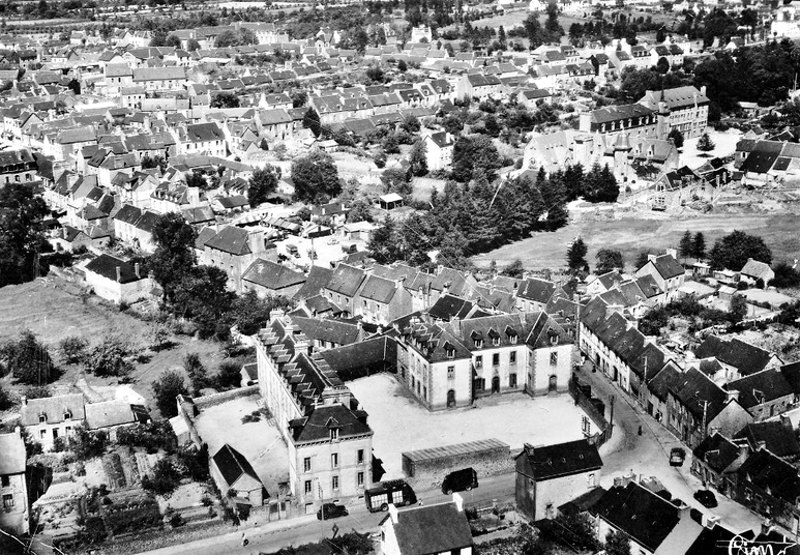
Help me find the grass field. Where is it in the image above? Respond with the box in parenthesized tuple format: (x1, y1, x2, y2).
(472, 212, 800, 273)
(0, 279, 226, 413)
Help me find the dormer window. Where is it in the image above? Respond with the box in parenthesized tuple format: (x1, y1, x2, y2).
(493, 336, 500, 347)
(38, 412, 47, 423)
(64, 410, 72, 420)
(475, 339, 484, 349)
(550, 334, 559, 346)
(330, 428, 339, 440)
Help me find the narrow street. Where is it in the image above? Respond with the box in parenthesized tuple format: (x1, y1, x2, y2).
(579, 363, 768, 533)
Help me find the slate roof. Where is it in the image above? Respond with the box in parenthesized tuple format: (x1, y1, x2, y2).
(589, 103, 654, 124)
(647, 253, 684, 279)
(291, 316, 361, 347)
(325, 263, 366, 297)
(21, 393, 86, 426)
(85, 254, 142, 284)
(727, 369, 793, 409)
(692, 431, 742, 473)
(694, 336, 773, 376)
(740, 258, 773, 280)
(427, 294, 479, 321)
(289, 403, 372, 443)
(294, 266, 333, 301)
(669, 367, 728, 421)
(85, 401, 145, 430)
(516, 439, 602, 481)
(212, 444, 261, 487)
(320, 336, 397, 375)
(516, 277, 556, 304)
(242, 259, 305, 291)
(591, 482, 681, 552)
(358, 274, 397, 304)
(387, 501, 474, 554)
(735, 421, 800, 459)
(204, 226, 251, 256)
(737, 448, 800, 504)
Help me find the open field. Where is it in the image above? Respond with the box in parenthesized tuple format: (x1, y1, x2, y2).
(473, 212, 800, 273)
(348, 373, 589, 479)
(0, 279, 226, 414)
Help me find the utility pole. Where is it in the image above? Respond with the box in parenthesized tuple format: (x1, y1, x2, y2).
(701, 399, 709, 439)
(609, 395, 615, 434)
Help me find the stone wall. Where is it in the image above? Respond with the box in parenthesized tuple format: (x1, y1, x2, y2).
(402, 441, 514, 491)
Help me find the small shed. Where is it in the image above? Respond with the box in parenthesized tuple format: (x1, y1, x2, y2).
(379, 193, 404, 211)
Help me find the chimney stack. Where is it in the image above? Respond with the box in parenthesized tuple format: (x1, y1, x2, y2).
(453, 492, 464, 512)
(116, 266, 122, 283)
(134, 262, 141, 279)
(388, 504, 399, 524)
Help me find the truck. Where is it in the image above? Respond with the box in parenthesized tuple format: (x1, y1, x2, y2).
(364, 480, 417, 512)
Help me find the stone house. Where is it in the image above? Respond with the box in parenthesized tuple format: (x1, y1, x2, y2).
(0, 429, 29, 536)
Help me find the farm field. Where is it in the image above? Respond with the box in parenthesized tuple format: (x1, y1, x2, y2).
(473, 212, 800, 273)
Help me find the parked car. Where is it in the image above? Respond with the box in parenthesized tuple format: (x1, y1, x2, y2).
(694, 489, 718, 508)
(442, 467, 479, 495)
(669, 447, 686, 467)
(316, 502, 348, 520)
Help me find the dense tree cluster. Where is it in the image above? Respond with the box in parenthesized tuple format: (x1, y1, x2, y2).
(291, 151, 341, 203)
(369, 169, 570, 268)
(708, 230, 772, 271)
(0, 331, 56, 385)
(0, 184, 50, 287)
(639, 296, 738, 335)
(247, 166, 280, 207)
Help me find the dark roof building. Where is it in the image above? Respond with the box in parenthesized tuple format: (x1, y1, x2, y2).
(380, 496, 473, 555)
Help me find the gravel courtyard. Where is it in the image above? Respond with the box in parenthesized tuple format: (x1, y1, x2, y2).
(348, 374, 590, 479)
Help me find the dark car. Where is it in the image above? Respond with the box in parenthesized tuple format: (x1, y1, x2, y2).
(694, 489, 718, 508)
(442, 467, 479, 495)
(669, 447, 686, 467)
(316, 502, 348, 520)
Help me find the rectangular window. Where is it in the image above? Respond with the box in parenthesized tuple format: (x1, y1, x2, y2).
(550, 352, 558, 366)
(39, 430, 46, 439)
(357, 449, 364, 464)
(357, 472, 364, 486)
(332, 476, 339, 491)
(331, 453, 339, 468)
(510, 351, 517, 364)
(304, 480, 312, 495)
(492, 353, 500, 367)
(447, 365, 455, 379)
(303, 457, 311, 472)
(0, 476, 9, 488)
(330, 429, 339, 441)
(475, 355, 483, 368)
(2, 494, 13, 510)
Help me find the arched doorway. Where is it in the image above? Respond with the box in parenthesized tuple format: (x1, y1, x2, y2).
(491, 376, 500, 393)
(548, 375, 557, 392)
(447, 389, 456, 408)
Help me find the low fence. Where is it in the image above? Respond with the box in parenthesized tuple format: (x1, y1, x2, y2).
(568, 375, 613, 447)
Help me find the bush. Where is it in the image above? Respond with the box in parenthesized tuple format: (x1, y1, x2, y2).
(117, 422, 178, 455)
(59, 336, 88, 364)
(152, 371, 189, 419)
(0, 384, 13, 410)
(84, 336, 134, 377)
(69, 426, 108, 460)
(178, 445, 209, 481)
(23, 385, 51, 399)
(142, 459, 181, 495)
(216, 361, 244, 390)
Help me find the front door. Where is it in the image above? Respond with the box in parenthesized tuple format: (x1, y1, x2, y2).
(447, 389, 456, 408)
(491, 376, 500, 393)
(548, 375, 557, 392)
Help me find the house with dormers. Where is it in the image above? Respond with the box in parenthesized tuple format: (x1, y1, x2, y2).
(255, 317, 373, 513)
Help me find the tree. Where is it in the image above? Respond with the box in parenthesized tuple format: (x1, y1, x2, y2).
(59, 336, 88, 364)
(84, 337, 133, 378)
(215, 28, 257, 47)
(142, 458, 181, 495)
(0, 183, 50, 286)
(523, 14, 545, 48)
(409, 139, 428, 177)
(697, 132, 716, 152)
(567, 238, 589, 275)
(656, 26, 666, 43)
(544, 2, 564, 40)
(708, 230, 772, 270)
(679, 230, 693, 259)
(583, 163, 619, 203)
(596, 249, 624, 273)
(2, 331, 55, 385)
(0, 384, 12, 411)
(770, 261, 800, 288)
(153, 371, 189, 418)
(381, 167, 412, 196)
(186, 38, 201, 52)
(655, 56, 670, 74)
(184, 353, 209, 394)
(693, 232, 706, 259)
(302, 107, 322, 137)
(368, 217, 402, 264)
(605, 529, 631, 555)
(291, 151, 341, 203)
(401, 115, 421, 134)
(501, 259, 525, 278)
(69, 426, 108, 460)
(452, 135, 502, 182)
(668, 128, 684, 148)
(211, 92, 240, 108)
(397, 59, 408, 72)
(291, 90, 308, 108)
(216, 361, 244, 390)
(148, 213, 197, 303)
(228, 290, 291, 335)
(729, 294, 748, 322)
(247, 166, 279, 207)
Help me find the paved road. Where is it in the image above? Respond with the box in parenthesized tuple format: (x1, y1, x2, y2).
(139, 474, 517, 555)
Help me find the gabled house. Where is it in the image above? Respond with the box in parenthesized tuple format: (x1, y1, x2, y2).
(691, 431, 748, 496)
(322, 263, 367, 317)
(634, 250, 685, 302)
(354, 274, 414, 324)
(380, 494, 473, 555)
(740, 258, 774, 287)
(242, 259, 305, 299)
(694, 336, 781, 381)
(199, 226, 267, 293)
(422, 131, 454, 172)
(211, 444, 267, 507)
(515, 439, 602, 521)
(726, 369, 795, 421)
(734, 420, 800, 461)
(20, 394, 86, 451)
(734, 447, 800, 532)
(83, 254, 152, 305)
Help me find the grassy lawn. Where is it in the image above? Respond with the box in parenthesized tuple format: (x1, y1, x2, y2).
(0, 279, 226, 414)
(472, 212, 800, 273)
